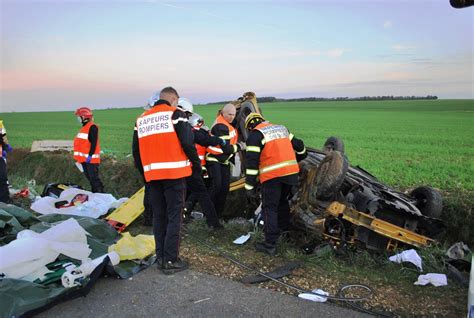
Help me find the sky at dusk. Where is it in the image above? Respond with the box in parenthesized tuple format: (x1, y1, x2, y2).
(1, 0, 473, 112)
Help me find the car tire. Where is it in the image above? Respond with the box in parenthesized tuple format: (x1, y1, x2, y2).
(410, 186, 443, 218)
(310, 151, 349, 202)
(235, 100, 261, 141)
(323, 136, 345, 154)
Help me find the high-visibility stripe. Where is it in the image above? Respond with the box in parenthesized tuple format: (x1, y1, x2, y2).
(134, 126, 137, 131)
(289, 133, 294, 140)
(296, 147, 306, 155)
(143, 160, 190, 172)
(208, 146, 223, 153)
(232, 145, 238, 152)
(74, 151, 100, 158)
(260, 160, 298, 174)
(246, 169, 259, 175)
(171, 117, 188, 124)
(205, 155, 230, 165)
(245, 183, 254, 190)
(76, 133, 88, 140)
(220, 135, 231, 140)
(261, 139, 266, 145)
(199, 155, 205, 160)
(247, 146, 260, 153)
(206, 156, 219, 162)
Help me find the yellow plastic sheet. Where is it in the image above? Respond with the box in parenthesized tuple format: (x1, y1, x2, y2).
(108, 232, 155, 261)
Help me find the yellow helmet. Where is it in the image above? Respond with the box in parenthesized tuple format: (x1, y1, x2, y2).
(0, 120, 5, 135)
(244, 112, 264, 130)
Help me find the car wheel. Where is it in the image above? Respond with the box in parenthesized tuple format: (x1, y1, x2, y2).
(323, 136, 345, 154)
(310, 151, 349, 202)
(410, 186, 443, 218)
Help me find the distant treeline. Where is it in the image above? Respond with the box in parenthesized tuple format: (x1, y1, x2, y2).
(209, 95, 438, 105)
(255, 95, 438, 103)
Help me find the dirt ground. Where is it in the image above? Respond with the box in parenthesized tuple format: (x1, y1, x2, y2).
(123, 219, 468, 317)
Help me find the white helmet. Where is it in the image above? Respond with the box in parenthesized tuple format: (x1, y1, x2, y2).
(189, 113, 204, 128)
(147, 91, 160, 108)
(177, 98, 193, 114)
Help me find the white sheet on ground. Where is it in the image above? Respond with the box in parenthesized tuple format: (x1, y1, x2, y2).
(414, 273, 447, 287)
(31, 188, 126, 218)
(389, 249, 423, 271)
(0, 218, 91, 281)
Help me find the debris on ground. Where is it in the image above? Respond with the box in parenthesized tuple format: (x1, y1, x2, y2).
(389, 249, 423, 271)
(233, 233, 251, 245)
(446, 242, 471, 260)
(414, 273, 448, 287)
(31, 188, 125, 218)
(240, 261, 304, 284)
(298, 289, 329, 302)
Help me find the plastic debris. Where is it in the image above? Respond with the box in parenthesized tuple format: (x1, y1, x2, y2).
(61, 252, 120, 288)
(0, 218, 91, 281)
(298, 289, 329, 302)
(446, 242, 471, 260)
(108, 232, 155, 260)
(233, 233, 251, 245)
(190, 211, 204, 220)
(389, 249, 423, 271)
(414, 273, 447, 287)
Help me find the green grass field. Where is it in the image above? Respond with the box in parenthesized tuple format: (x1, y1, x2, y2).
(1, 99, 473, 191)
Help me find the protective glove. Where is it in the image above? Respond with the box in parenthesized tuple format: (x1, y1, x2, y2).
(6, 144, 12, 152)
(1, 150, 6, 158)
(237, 141, 246, 151)
(86, 155, 92, 164)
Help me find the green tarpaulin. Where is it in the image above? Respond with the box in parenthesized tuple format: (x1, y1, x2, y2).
(0, 202, 155, 318)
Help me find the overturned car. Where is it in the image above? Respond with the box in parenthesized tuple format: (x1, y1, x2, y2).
(226, 92, 445, 251)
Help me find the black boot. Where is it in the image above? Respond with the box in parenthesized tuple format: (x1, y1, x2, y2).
(161, 257, 189, 275)
(255, 241, 277, 256)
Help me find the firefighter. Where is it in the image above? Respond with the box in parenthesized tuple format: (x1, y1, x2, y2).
(73, 107, 104, 193)
(132, 87, 200, 274)
(178, 101, 231, 230)
(0, 121, 12, 203)
(244, 113, 307, 256)
(206, 103, 243, 217)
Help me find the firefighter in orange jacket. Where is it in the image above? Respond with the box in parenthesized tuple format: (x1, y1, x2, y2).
(244, 113, 307, 256)
(206, 103, 243, 217)
(73, 107, 104, 193)
(132, 87, 200, 274)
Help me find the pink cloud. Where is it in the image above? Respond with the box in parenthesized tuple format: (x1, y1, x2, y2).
(1, 70, 142, 92)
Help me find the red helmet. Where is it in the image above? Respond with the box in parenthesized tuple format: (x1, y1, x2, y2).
(75, 107, 93, 119)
